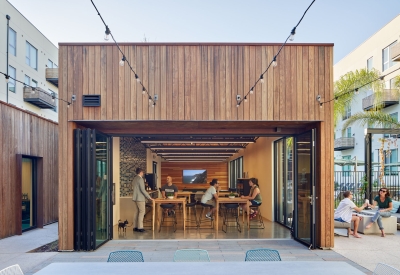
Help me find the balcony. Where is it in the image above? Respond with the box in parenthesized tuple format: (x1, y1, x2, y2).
(334, 137, 355, 151)
(391, 43, 400, 62)
(362, 89, 399, 111)
(46, 68, 58, 87)
(23, 86, 56, 109)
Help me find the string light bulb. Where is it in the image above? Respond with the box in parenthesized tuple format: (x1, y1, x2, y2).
(260, 74, 264, 84)
(355, 88, 359, 95)
(104, 26, 110, 41)
(250, 88, 254, 95)
(236, 103, 240, 108)
(67, 103, 71, 108)
(319, 103, 323, 108)
(272, 57, 277, 67)
(289, 27, 296, 41)
(31, 87, 35, 94)
(152, 102, 155, 108)
(135, 74, 140, 83)
(244, 96, 248, 103)
(142, 87, 146, 94)
(5, 75, 9, 83)
(148, 96, 152, 102)
(119, 56, 126, 67)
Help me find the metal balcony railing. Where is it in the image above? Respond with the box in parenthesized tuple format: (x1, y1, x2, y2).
(45, 68, 58, 87)
(334, 137, 354, 151)
(23, 86, 56, 109)
(362, 89, 399, 111)
(391, 43, 400, 62)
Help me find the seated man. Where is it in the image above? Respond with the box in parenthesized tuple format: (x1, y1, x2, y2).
(334, 190, 367, 238)
(160, 176, 178, 216)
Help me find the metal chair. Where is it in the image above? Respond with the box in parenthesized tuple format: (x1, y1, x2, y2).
(198, 203, 214, 229)
(0, 264, 24, 275)
(173, 249, 210, 262)
(373, 263, 400, 275)
(249, 204, 265, 229)
(185, 201, 199, 228)
(222, 203, 241, 233)
(107, 250, 144, 262)
(159, 204, 177, 232)
(245, 249, 281, 261)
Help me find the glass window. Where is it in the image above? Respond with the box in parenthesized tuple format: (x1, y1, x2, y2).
(229, 156, 243, 189)
(49, 89, 57, 112)
(47, 59, 53, 68)
(342, 155, 351, 176)
(346, 127, 352, 138)
(343, 105, 351, 120)
(8, 66, 16, 93)
(382, 41, 397, 71)
(384, 112, 398, 137)
(384, 149, 398, 175)
(24, 75, 30, 86)
(26, 42, 38, 70)
(31, 79, 37, 87)
(367, 57, 373, 71)
(9, 27, 16, 56)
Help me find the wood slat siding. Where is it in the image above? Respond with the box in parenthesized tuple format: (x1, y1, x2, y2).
(161, 162, 228, 191)
(58, 43, 334, 249)
(0, 102, 58, 239)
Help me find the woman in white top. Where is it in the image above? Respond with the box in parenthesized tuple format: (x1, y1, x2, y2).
(201, 179, 219, 220)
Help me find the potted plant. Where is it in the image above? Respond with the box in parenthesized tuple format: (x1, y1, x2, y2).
(228, 192, 236, 199)
(166, 193, 174, 199)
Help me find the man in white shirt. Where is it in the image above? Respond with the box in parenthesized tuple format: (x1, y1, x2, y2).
(334, 191, 367, 238)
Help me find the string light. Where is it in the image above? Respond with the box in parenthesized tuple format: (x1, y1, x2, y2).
(354, 88, 359, 95)
(148, 96, 152, 102)
(91, 0, 155, 107)
(0, 71, 72, 106)
(5, 75, 9, 83)
(236, 0, 316, 107)
(244, 96, 248, 103)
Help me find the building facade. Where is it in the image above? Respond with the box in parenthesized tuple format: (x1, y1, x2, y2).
(0, 0, 59, 239)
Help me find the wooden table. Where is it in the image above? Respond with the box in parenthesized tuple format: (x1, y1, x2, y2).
(216, 197, 250, 230)
(152, 198, 186, 231)
(176, 191, 192, 202)
(33, 262, 366, 275)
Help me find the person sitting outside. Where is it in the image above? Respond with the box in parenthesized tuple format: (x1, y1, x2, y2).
(201, 179, 219, 220)
(240, 178, 262, 219)
(160, 176, 178, 216)
(365, 187, 393, 237)
(334, 190, 367, 238)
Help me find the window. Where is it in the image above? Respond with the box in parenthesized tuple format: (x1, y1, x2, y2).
(343, 105, 351, 120)
(382, 41, 397, 71)
(31, 79, 37, 87)
(26, 42, 38, 70)
(342, 155, 351, 176)
(24, 75, 30, 86)
(229, 156, 243, 189)
(384, 112, 398, 137)
(346, 127, 352, 138)
(9, 28, 16, 56)
(49, 89, 57, 112)
(384, 149, 398, 175)
(367, 57, 373, 71)
(8, 66, 16, 93)
(47, 59, 53, 68)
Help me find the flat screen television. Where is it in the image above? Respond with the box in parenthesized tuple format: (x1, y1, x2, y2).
(182, 169, 207, 184)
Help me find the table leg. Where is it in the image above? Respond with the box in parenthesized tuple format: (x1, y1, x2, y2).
(183, 201, 186, 231)
(215, 202, 219, 231)
(247, 201, 250, 229)
(152, 200, 155, 231)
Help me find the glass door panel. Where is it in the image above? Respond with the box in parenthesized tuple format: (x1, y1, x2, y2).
(275, 139, 284, 224)
(22, 158, 36, 231)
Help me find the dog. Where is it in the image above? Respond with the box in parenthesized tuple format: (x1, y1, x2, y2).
(118, 219, 129, 232)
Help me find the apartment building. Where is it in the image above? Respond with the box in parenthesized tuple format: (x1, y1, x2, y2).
(334, 14, 400, 174)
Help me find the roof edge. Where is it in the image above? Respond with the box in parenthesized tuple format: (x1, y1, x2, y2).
(59, 42, 334, 47)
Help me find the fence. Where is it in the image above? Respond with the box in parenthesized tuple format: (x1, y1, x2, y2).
(334, 171, 400, 208)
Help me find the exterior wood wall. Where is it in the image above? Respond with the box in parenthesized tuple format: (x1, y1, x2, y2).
(0, 102, 59, 239)
(58, 43, 334, 249)
(161, 162, 228, 191)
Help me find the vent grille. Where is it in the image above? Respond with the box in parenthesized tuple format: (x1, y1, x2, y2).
(82, 95, 101, 107)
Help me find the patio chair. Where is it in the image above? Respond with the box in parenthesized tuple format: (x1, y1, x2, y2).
(0, 264, 24, 275)
(245, 248, 281, 261)
(173, 249, 210, 262)
(107, 250, 144, 262)
(373, 263, 400, 275)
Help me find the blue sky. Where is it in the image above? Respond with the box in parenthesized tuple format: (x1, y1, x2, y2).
(7, 0, 400, 63)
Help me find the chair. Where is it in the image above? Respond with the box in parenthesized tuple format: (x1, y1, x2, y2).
(198, 203, 214, 229)
(173, 249, 210, 262)
(159, 204, 177, 232)
(222, 203, 241, 233)
(245, 249, 281, 261)
(185, 201, 199, 228)
(0, 264, 24, 275)
(107, 250, 144, 262)
(373, 263, 400, 275)
(249, 204, 265, 229)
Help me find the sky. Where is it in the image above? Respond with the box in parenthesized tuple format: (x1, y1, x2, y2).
(6, 0, 400, 64)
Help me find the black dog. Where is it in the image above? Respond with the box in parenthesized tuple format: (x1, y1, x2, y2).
(118, 219, 129, 232)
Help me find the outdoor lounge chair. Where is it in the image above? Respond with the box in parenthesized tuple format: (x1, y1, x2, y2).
(373, 263, 400, 275)
(245, 248, 281, 261)
(173, 249, 210, 262)
(0, 264, 24, 275)
(107, 250, 144, 262)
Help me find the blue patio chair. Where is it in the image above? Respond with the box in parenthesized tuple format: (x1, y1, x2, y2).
(173, 249, 210, 262)
(0, 264, 24, 275)
(245, 248, 281, 261)
(373, 263, 400, 275)
(107, 250, 144, 262)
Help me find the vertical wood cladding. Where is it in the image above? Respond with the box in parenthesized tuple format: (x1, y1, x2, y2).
(59, 43, 334, 249)
(161, 162, 228, 191)
(0, 102, 58, 239)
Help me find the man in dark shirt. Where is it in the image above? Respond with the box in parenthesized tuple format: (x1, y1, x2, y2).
(160, 176, 178, 216)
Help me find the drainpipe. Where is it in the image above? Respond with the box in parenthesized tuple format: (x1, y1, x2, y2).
(6, 14, 10, 103)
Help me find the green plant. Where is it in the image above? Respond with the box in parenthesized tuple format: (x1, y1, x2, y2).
(229, 192, 236, 197)
(360, 175, 368, 199)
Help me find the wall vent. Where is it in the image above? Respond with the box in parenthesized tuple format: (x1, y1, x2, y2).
(82, 95, 101, 107)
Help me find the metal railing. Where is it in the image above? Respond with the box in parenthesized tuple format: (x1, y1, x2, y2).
(334, 171, 400, 208)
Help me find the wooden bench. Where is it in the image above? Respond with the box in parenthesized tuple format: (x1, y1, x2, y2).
(334, 220, 350, 237)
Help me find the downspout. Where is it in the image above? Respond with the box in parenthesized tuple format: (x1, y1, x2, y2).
(6, 14, 10, 103)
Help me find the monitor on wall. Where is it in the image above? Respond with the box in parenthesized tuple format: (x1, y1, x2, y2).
(182, 169, 207, 184)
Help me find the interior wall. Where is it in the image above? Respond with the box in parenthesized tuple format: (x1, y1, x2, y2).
(146, 149, 163, 189)
(161, 162, 228, 190)
(112, 137, 120, 226)
(229, 137, 279, 221)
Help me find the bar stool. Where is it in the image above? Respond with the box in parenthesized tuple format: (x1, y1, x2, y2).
(185, 201, 199, 228)
(143, 202, 153, 229)
(222, 203, 241, 233)
(249, 204, 265, 229)
(159, 204, 177, 232)
(198, 203, 214, 229)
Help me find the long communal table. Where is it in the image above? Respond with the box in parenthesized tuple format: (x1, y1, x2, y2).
(152, 198, 186, 231)
(33, 261, 366, 275)
(215, 197, 250, 230)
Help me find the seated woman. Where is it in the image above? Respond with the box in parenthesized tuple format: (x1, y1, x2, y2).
(201, 179, 219, 220)
(240, 178, 262, 219)
(365, 187, 393, 237)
